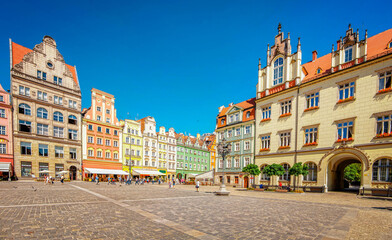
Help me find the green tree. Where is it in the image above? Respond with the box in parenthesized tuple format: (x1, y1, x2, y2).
(242, 164, 261, 186)
(344, 163, 361, 183)
(288, 162, 309, 191)
(262, 164, 285, 177)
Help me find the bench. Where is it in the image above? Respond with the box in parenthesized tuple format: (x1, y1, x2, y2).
(301, 186, 325, 193)
(359, 187, 392, 197)
(275, 189, 288, 193)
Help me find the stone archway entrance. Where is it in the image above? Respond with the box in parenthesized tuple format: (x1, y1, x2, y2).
(329, 158, 361, 191)
(69, 166, 77, 180)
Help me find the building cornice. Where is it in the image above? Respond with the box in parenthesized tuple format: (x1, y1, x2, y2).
(216, 120, 255, 131)
(13, 133, 82, 146)
(13, 94, 82, 114)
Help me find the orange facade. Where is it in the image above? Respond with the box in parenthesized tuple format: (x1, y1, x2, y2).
(82, 89, 122, 177)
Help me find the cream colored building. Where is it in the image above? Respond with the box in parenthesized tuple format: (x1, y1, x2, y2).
(255, 25, 392, 191)
(121, 119, 143, 173)
(157, 126, 168, 175)
(166, 127, 177, 179)
(10, 36, 82, 180)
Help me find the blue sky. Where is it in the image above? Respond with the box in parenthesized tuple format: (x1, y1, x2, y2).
(0, 0, 391, 135)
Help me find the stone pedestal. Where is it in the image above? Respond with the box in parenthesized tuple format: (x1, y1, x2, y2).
(215, 184, 230, 196)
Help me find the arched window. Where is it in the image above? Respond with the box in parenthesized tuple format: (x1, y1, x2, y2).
(68, 115, 77, 125)
(260, 165, 270, 180)
(281, 163, 290, 181)
(372, 158, 392, 182)
(246, 111, 250, 118)
(37, 107, 48, 119)
(53, 111, 63, 122)
(304, 162, 317, 181)
(18, 103, 31, 115)
(273, 58, 284, 85)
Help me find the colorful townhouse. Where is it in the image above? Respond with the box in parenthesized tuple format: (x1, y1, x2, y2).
(0, 84, 13, 180)
(203, 134, 216, 171)
(166, 127, 177, 180)
(10, 36, 82, 180)
(82, 88, 127, 180)
(215, 98, 256, 188)
(157, 126, 168, 176)
(255, 25, 392, 191)
(121, 119, 143, 174)
(136, 116, 165, 178)
(176, 134, 210, 180)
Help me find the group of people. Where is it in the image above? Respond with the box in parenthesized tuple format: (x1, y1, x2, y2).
(43, 175, 65, 184)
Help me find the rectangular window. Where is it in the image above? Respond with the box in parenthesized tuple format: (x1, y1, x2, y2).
(114, 130, 118, 135)
(261, 136, 270, 150)
(379, 71, 392, 92)
(55, 164, 64, 177)
(244, 157, 250, 166)
(227, 130, 232, 138)
(37, 91, 48, 101)
(304, 127, 318, 145)
(106, 128, 110, 134)
(97, 126, 102, 132)
(234, 142, 240, 151)
(97, 107, 101, 112)
(0, 125, 5, 135)
(70, 148, 77, 159)
(19, 86, 30, 96)
(97, 138, 102, 145)
(54, 76, 62, 85)
(376, 115, 392, 136)
(38, 144, 48, 157)
(19, 120, 31, 132)
(88, 124, 93, 131)
(69, 100, 77, 109)
(236, 128, 240, 136)
(0, 96, 3, 102)
(21, 161, 32, 176)
(279, 132, 291, 147)
(306, 92, 319, 109)
(21, 142, 32, 155)
(338, 81, 355, 101)
(114, 153, 118, 159)
(42, 72, 46, 80)
(105, 139, 111, 146)
(0, 143, 6, 154)
(344, 46, 353, 63)
(55, 146, 64, 158)
(262, 106, 271, 120)
(280, 100, 292, 115)
(88, 149, 94, 157)
(337, 121, 354, 141)
(88, 136, 94, 143)
(54, 96, 63, 105)
(68, 129, 78, 140)
(106, 118, 110, 123)
(37, 123, 49, 136)
(39, 163, 49, 178)
(37, 70, 41, 79)
(53, 127, 64, 138)
(97, 151, 102, 158)
(245, 141, 250, 150)
(106, 109, 110, 114)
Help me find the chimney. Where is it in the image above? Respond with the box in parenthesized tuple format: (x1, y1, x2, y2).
(312, 51, 318, 61)
(229, 102, 234, 107)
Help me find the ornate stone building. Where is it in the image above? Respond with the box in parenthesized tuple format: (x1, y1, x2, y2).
(82, 89, 126, 180)
(255, 25, 392, 191)
(10, 36, 82, 180)
(0, 83, 13, 180)
(215, 98, 256, 187)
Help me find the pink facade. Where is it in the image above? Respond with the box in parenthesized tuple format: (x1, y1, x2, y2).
(0, 83, 14, 178)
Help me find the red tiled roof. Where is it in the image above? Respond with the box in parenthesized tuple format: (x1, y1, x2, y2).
(302, 28, 392, 83)
(217, 97, 256, 129)
(11, 41, 78, 84)
(218, 98, 256, 118)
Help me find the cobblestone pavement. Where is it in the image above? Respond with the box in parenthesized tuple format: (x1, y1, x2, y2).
(0, 181, 391, 240)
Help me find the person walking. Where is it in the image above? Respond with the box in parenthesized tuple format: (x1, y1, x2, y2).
(108, 176, 111, 185)
(95, 176, 99, 185)
(119, 176, 122, 185)
(168, 180, 172, 189)
(172, 178, 175, 188)
(196, 180, 200, 192)
(61, 175, 64, 184)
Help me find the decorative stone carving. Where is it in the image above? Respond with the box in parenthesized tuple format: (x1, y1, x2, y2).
(64, 66, 73, 78)
(33, 43, 44, 53)
(14, 62, 23, 71)
(56, 49, 65, 62)
(23, 52, 35, 64)
(43, 36, 56, 46)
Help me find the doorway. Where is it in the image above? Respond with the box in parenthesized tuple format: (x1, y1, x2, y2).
(69, 166, 77, 180)
(328, 158, 361, 191)
(244, 176, 249, 188)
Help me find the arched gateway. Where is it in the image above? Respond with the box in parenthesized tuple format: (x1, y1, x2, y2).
(318, 146, 371, 191)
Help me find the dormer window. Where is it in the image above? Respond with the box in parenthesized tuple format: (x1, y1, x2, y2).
(246, 111, 250, 118)
(273, 58, 284, 85)
(344, 46, 353, 63)
(389, 42, 392, 49)
(316, 68, 322, 74)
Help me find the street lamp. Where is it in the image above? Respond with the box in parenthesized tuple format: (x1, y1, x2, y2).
(215, 138, 231, 196)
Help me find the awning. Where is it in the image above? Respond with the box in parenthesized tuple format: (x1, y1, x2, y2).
(84, 168, 129, 175)
(132, 169, 166, 176)
(188, 173, 198, 178)
(0, 163, 11, 172)
(195, 170, 214, 179)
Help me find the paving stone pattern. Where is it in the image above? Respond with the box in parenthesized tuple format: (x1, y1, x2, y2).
(0, 181, 386, 239)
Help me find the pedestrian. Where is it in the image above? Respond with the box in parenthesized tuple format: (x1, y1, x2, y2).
(61, 175, 64, 184)
(108, 176, 111, 185)
(119, 176, 122, 184)
(96, 176, 99, 185)
(44, 176, 47, 185)
(196, 180, 200, 192)
(279, 181, 282, 189)
(172, 179, 175, 188)
(168, 181, 172, 188)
